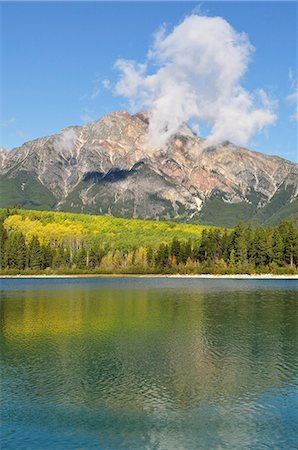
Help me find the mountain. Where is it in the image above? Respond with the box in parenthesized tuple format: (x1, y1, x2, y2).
(0, 110, 297, 227)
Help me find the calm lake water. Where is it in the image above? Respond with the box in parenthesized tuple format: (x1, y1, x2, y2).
(1, 277, 297, 449)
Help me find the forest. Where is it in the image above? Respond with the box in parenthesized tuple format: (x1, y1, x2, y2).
(0, 208, 297, 275)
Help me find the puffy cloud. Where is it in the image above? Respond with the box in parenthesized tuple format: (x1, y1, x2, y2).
(114, 15, 277, 147)
(54, 129, 77, 154)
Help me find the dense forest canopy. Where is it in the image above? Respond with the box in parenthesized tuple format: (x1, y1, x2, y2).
(0, 208, 297, 274)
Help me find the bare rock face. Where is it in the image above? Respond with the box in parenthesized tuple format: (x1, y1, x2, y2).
(0, 147, 9, 169)
(0, 110, 297, 226)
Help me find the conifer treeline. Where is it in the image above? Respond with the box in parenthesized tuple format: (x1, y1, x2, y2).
(0, 215, 297, 274)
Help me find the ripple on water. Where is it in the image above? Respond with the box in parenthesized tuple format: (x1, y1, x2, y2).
(1, 278, 297, 449)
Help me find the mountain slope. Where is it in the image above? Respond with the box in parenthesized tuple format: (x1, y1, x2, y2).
(0, 110, 297, 227)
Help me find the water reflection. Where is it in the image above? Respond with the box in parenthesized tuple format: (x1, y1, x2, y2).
(1, 279, 297, 449)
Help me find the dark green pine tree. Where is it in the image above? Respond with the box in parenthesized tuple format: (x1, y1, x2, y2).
(213, 229, 223, 261)
(0, 221, 8, 269)
(179, 239, 192, 265)
(279, 219, 297, 267)
(4, 232, 27, 270)
(234, 233, 248, 265)
(17, 233, 27, 270)
(185, 239, 192, 261)
(155, 243, 169, 269)
(146, 246, 153, 267)
(272, 229, 284, 266)
(4, 233, 18, 268)
(244, 225, 254, 263)
(198, 229, 208, 262)
(170, 237, 181, 261)
(28, 236, 42, 270)
(41, 244, 54, 269)
(203, 230, 219, 263)
(222, 230, 233, 263)
(231, 223, 248, 265)
(294, 228, 298, 267)
(192, 242, 201, 262)
(253, 228, 268, 267)
(229, 248, 237, 269)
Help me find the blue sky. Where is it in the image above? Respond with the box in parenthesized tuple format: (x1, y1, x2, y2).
(1, 1, 297, 162)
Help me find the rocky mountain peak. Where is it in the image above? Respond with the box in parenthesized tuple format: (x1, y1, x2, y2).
(0, 110, 297, 226)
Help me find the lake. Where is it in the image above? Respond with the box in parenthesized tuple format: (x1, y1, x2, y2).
(1, 277, 297, 449)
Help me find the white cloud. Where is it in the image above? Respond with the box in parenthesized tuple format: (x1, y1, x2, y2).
(191, 3, 209, 16)
(102, 79, 111, 89)
(114, 15, 277, 147)
(286, 68, 298, 121)
(54, 129, 77, 154)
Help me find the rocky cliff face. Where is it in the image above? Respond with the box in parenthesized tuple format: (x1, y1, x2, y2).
(0, 110, 297, 226)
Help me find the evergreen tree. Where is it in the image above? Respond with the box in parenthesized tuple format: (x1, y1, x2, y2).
(272, 229, 284, 266)
(230, 223, 248, 265)
(155, 243, 169, 269)
(222, 230, 232, 262)
(41, 244, 54, 269)
(0, 221, 7, 269)
(146, 246, 153, 267)
(234, 234, 248, 265)
(17, 232, 27, 270)
(198, 230, 208, 262)
(4, 232, 27, 269)
(28, 236, 42, 269)
(179, 239, 192, 265)
(171, 237, 181, 261)
(253, 228, 268, 267)
(0, 208, 296, 275)
(279, 220, 297, 267)
(213, 229, 223, 261)
(202, 230, 220, 262)
(229, 248, 236, 269)
(192, 242, 201, 262)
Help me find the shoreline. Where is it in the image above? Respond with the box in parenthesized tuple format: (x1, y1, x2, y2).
(1, 274, 297, 280)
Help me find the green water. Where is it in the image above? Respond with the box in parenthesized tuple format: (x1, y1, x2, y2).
(1, 278, 298, 449)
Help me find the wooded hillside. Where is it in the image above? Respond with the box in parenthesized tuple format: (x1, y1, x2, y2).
(0, 208, 297, 274)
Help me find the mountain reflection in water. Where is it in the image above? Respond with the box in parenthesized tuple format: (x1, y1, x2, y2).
(1, 278, 297, 449)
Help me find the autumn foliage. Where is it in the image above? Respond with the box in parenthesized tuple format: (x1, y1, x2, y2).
(0, 208, 297, 274)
